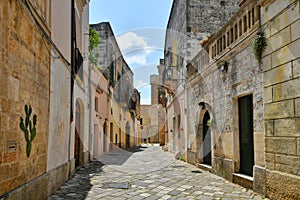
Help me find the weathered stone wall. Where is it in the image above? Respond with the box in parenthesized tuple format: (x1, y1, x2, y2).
(91, 22, 137, 149)
(186, 0, 265, 193)
(0, 0, 50, 196)
(261, 0, 300, 199)
(164, 0, 241, 157)
(187, 0, 239, 39)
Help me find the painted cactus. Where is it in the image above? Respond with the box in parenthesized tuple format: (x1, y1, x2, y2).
(19, 104, 37, 157)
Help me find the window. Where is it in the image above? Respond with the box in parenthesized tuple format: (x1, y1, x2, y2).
(140, 118, 143, 125)
(95, 97, 98, 112)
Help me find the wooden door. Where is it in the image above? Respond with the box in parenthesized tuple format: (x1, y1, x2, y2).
(238, 95, 254, 176)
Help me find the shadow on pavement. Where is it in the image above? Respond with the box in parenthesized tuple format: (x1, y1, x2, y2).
(95, 146, 146, 166)
(48, 161, 104, 200)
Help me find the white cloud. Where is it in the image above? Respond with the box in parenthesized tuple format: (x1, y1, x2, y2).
(135, 80, 149, 89)
(116, 32, 153, 66)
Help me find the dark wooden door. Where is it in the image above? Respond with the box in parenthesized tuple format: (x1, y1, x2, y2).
(74, 101, 81, 167)
(103, 123, 107, 152)
(126, 123, 130, 148)
(74, 128, 80, 167)
(238, 95, 254, 176)
(203, 111, 211, 165)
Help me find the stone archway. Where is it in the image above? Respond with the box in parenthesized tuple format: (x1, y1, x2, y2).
(74, 99, 84, 167)
(197, 102, 214, 166)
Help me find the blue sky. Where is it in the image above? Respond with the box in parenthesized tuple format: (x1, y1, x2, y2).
(89, 0, 173, 105)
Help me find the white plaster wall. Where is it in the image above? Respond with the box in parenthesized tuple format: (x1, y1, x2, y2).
(47, 51, 71, 171)
(47, 0, 72, 171)
(51, 0, 71, 62)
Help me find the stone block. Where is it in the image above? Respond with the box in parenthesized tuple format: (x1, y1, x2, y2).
(264, 100, 294, 120)
(271, 39, 300, 68)
(274, 118, 300, 137)
(269, 1, 299, 36)
(293, 58, 300, 78)
(297, 139, 300, 156)
(264, 86, 272, 104)
(7, 173, 49, 200)
(266, 153, 275, 170)
(275, 154, 300, 176)
(265, 137, 296, 155)
(273, 78, 300, 101)
(264, 63, 292, 87)
(253, 166, 266, 195)
(264, 120, 274, 136)
(265, 26, 291, 55)
(266, 169, 300, 200)
(291, 19, 300, 42)
(187, 150, 197, 165)
(213, 156, 233, 182)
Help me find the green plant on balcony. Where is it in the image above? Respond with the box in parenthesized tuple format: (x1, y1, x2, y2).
(251, 31, 267, 63)
(19, 104, 37, 158)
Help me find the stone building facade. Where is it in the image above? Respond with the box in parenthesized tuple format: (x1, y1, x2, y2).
(163, 0, 240, 155)
(161, 0, 300, 198)
(0, 0, 90, 199)
(260, 0, 300, 199)
(187, 0, 264, 193)
(0, 0, 51, 197)
(90, 22, 140, 150)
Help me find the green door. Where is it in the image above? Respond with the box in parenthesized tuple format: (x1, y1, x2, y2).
(238, 95, 254, 176)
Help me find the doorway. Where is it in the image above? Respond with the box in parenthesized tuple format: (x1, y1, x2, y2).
(238, 95, 254, 176)
(203, 111, 211, 165)
(173, 117, 177, 152)
(74, 100, 83, 167)
(103, 122, 107, 152)
(126, 122, 130, 148)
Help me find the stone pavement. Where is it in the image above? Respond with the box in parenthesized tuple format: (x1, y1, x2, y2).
(48, 145, 265, 200)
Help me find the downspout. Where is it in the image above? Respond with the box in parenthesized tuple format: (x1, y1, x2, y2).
(68, 0, 75, 173)
(88, 49, 93, 162)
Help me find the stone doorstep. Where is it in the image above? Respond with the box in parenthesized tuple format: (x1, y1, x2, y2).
(197, 163, 213, 173)
(233, 173, 253, 190)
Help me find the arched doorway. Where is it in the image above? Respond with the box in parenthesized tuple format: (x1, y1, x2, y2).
(74, 100, 84, 167)
(126, 122, 130, 148)
(103, 121, 107, 152)
(203, 111, 211, 165)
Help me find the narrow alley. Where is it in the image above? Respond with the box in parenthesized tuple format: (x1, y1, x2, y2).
(48, 145, 264, 200)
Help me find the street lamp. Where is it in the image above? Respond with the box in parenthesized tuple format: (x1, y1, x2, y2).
(166, 66, 173, 79)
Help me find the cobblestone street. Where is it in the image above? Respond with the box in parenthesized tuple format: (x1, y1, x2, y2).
(48, 145, 265, 200)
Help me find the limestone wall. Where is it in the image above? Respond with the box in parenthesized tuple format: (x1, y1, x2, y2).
(0, 0, 50, 196)
(186, 0, 265, 192)
(261, 0, 300, 199)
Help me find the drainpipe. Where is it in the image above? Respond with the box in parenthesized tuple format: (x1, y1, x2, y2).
(88, 60, 93, 162)
(68, 0, 75, 172)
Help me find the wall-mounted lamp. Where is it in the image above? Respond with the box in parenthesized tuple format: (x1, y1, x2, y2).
(220, 61, 229, 73)
(166, 66, 173, 79)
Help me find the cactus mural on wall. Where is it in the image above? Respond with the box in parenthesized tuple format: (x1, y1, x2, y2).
(19, 104, 37, 157)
